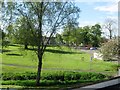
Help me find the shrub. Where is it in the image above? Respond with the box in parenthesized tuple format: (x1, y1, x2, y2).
(1, 71, 107, 81)
(100, 37, 120, 61)
(2, 72, 36, 80)
(111, 64, 120, 71)
(1, 71, 108, 86)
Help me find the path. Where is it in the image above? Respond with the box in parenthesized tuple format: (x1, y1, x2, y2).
(80, 49, 98, 55)
(1, 63, 115, 75)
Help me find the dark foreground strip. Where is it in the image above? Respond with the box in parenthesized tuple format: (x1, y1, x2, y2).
(72, 76, 120, 90)
(97, 84, 120, 90)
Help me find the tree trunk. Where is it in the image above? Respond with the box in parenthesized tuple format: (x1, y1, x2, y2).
(36, 54, 42, 86)
(24, 44, 28, 49)
(109, 30, 112, 39)
(36, 2, 44, 86)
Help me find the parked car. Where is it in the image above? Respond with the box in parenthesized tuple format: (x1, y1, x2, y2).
(90, 47, 97, 50)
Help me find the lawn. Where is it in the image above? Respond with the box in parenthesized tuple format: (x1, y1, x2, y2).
(0, 44, 118, 88)
(1, 44, 117, 75)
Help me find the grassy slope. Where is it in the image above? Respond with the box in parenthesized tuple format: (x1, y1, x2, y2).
(1, 45, 117, 75)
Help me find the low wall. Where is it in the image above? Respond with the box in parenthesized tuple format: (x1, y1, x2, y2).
(93, 53, 103, 60)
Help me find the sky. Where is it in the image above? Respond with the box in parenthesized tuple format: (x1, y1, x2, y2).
(74, 1, 118, 37)
(76, 2, 117, 26)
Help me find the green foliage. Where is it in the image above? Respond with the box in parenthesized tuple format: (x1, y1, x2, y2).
(1, 30, 5, 40)
(111, 64, 120, 71)
(1, 71, 107, 81)
(1, 71, 108, 86)
(2, 40, 10, 48)
(2, 71, 108, 86)
(2, 80, 36, 86)
(62, 24, 102, 47)
(0, 30, 10, 49)
(13, 17, 37, 48)
(2, 72, 36, 80)
(56, 34, 64, 45)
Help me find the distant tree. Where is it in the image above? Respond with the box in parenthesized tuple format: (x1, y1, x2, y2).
(56, 34, 64, 45)
(62, 24, 102, 47)
(0, 30, 10, 51)
(81, 26, 91, 46)
(89, 24, 102, 47)
(62, 19, 78, 46)
(104, 19, 116, 39)
(13, 17, 37, 49)
(1, 30, 5, 40)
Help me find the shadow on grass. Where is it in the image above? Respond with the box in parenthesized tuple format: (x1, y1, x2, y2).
(27, 48, 84, 54)
(9, 44, 21, 47)
(27, 48, 37, 51)
(6, 53, 23, 56)
(45, 49, 83, 54)
(0, 49, 11, 53)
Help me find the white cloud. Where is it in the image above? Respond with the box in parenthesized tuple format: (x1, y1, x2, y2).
(94, 3, 118, 13)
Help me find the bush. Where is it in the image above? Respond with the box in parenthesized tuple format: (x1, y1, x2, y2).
(1, 71, 108, 86)
(111, 64, 120, 71)
(2, 72, 36, 80)
(1, 71, 107, 81)
(100, 37, 120, 61)
(2, 80, 36, 86)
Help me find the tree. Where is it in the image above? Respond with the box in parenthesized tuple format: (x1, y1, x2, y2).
(13, 16, 37, 49)
(62, 19, 78, 46)
(0, 30, 6, 49)
(81, 26, 91, 46)
(89, 24, 102, 47)
(56, 34, 64, 45)
(104, 19, 116, 39)
(100, 37, 120, 61)
(76, 24, 102, 47)
(2, 2, 80, 85)
(62, 24, 102, 47)
(0, 30, 10, 51)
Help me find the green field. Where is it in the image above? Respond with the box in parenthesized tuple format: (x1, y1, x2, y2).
(0, 44, 118, 88)
(1, 44, 117, 75)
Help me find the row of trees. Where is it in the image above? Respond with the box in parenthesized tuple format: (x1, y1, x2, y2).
(57, 24, 102, 47)
(1, 19, 116, 49)
(56, 18, 117, 48)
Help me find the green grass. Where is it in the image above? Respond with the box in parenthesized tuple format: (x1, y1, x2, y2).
(0, 45, 118, 88)
(1, 44, 117, 75)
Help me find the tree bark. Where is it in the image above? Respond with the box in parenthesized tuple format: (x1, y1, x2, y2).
(36, 53, 42, 86)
